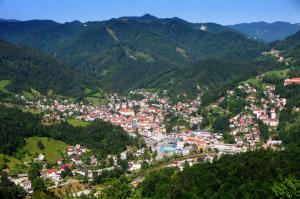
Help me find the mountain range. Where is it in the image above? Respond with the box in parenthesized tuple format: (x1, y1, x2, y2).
(0, 15, 298, 102)
(230, 21, 300, 42)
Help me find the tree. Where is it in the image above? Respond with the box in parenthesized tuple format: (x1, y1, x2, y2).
(31, 191, 56, 199)
(259, 121, 269, 142)
(37, 140, 45, 150)
(119, 159, 129, 172)
(212, 115, 230, 133)
(102, 177, 132, 199)
(93, 173, 103, 184)
(130, 189, 147, 199)
(109, 157, 115, 167)
(272, 176, 300, 199)
(223, 133, 235, 144)
(32, 177, 47, 192)
(152, 151, 157, 159)
(0, 172, 25, 199)
(60, 167, 73, 179)
(141, 161, 150, 170)
(28, 162, 41, 181)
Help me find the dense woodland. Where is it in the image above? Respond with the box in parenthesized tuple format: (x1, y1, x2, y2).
(0, 17, 269, 103)
(137, 143, 300, 199)
(0, 106, 141, 158)
(0, 39, 101, 97)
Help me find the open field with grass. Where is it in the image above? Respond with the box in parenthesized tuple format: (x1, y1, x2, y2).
(20, 137, 68, 163)
(85, 96, 107, 105)
(245, 78, 264, 89)
(67, 118, 90, 127)
(0, 153, 21, 170)
(22, 108, 42, 115)
(264, 69, 289, 79)
(22, 91, 35, 100)
(0, 80, 11, 92)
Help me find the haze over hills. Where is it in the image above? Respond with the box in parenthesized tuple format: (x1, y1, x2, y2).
(230, 21, 300, 42)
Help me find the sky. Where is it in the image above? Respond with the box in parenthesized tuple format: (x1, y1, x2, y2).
(0, 0, 300, 25)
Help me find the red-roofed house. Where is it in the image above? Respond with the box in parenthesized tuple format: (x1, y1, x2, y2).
(284, 78, 300, 86)
(119, 108, 135, 116)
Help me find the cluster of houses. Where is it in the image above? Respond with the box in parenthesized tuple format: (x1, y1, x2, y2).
(9, 79, 295, 196)
(225, 82, 286, 148)
(263, 48, 289, 65)
(20, 89, 202, 140)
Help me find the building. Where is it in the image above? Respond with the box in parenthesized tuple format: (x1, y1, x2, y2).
(119, 108, 135, 117)
(284, 77, 300, 86)
(12, 176, 32, 193)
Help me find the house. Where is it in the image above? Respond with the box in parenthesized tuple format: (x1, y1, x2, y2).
(128, 163, 142, 171)
(267, 140, 282, 146)
(67, 145, 75, 156)
(61, 163, 72, 172)
(269, 119, 279, 127)
(47, 169, 57, 178)
(90, 156, 98, 165)
(56, 158, 64, 165)
(12, 176, 32, 193)
(120, 151, 127, 160)
(71, 156, 82, 164)
(38, 154, 45, 161)
(119, 108, 135, 116)
(284, 77, 300, 86)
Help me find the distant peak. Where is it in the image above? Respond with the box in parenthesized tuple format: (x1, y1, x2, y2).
(0, 18, 19, 22)
(141, 14, 157, 19)
(117, 14, 158, 22)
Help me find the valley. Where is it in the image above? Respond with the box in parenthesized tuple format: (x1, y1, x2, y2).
(0, 11, 300, 199)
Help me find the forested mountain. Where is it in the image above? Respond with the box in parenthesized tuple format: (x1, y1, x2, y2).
(273, 30, 300, 65)
(0, 39, 101, 96)
(0, 15, 267, 100)
(271, 31, 300, 143)
(230, 21, 300, 42)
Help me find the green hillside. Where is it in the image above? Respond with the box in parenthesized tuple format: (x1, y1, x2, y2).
(0, 17, 268, 101)
(0, 154, 20, 170)
(19, 137, 67, 164)
(0, 105, 141, 159)
(137, 143, 300, 199)
(0, 80, 10, 92)
(0, 39, 102, 97)
(67, 119, 90, 127)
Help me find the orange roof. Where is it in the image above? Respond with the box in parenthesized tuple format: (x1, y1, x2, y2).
(119, 108, 134, 112)
(47, 169, 57, 174)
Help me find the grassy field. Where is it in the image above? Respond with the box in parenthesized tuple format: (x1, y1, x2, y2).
(21, 137, 68, 163)
(21, 88, 41, 100)
(284, 114, 300, 132)
(0, 80, 11, 92)
(85, 96, 107, 105)
(67, 118, 90, 127)
(22, 108, 42, 115)
(0, 154, 21, 170)
(245, 78, 264, 89)
(22, 91, 35, 100)
(265, 69, 289, 79)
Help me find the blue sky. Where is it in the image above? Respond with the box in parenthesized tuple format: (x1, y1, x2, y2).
(0, 0, 299, 25)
